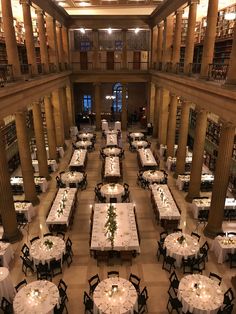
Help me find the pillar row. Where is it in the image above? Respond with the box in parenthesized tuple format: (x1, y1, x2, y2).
(166, 94, 178, 157)
(36, 9, 49, 73)
(121, 84, 127, 131)
(44, 95, 57, 160)
(52, 89, 65, 147)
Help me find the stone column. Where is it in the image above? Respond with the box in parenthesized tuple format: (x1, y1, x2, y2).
(175, 101, 190, 177)
(225, 21, 236, 85)
(156, 23, 164, 67)
(66, 85, 75, 126)
(36, 9, 49, 73)
(162, 15, 173, 70)
(52, 89, 65, 146)
(44, 95, 57, 160)
(1, 0, 21, 77)
(148, 82, 155, 124)
(20, 0, 38, 75)
(56, 24, 65, 71)
(122, 29, 127, 70)
(121, 84, 128, 131)
(60, 87, 70, 139)
(204, 123, 235, 238)
(151, 26, 158, 68)
(172, 9, 184, 71)
(32, 102, 49, 179)
(166, 94, 178, 157)
(153, 85, 161, 138)
(94, 83, 101, 131)
(0, 122, 22, 243)
(93, 30, 99, 70)
(15, 111, 39, 205)
(62, 26, 70, 67)
(200, 0, 219, 78)
(45, 16, 59, 71)
(186, 108, 208, 201)
(158, 88, 170, 145)
(184, 0, 198, 74)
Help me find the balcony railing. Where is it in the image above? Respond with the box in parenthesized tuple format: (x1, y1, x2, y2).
(208, 63, 229, 82)
(37, 63, 45, 75)
(175, 63, 184, 74)
(127, 62, 149, 70)
(188, 63, 201, 75)
(20, 64, 32, 80)
(100, 62, 121, 70)
(0, 64, 14, 85)
(49, 63, 57, 73)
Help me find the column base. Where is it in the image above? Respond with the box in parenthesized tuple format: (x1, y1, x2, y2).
(185, 192, 199, 203)
(203, 224, 222, 239)
(31, 196, 40, 206)
(46, 175, 52, 181)
(173, 172, 179, 179)
(3, 228, 23, 243)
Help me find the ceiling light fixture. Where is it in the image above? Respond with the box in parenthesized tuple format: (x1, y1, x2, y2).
(134, 28, 140, 34)
(108, 28, 112, 34)
(79, 1, 90, 6)
(58, 1, 66, 6)
(80, 28, 85, 34)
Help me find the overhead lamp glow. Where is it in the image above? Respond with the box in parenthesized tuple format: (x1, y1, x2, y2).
(80, 28, 85, 34)
(225, 12, 236, 20)
(79, 1, 90, 6)
(58, 1, 66, 6)
(107, 28, 112, 34)
(134, 28, 140, 34)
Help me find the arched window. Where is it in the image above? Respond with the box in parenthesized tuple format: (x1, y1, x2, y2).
(112, 83, 128, 113)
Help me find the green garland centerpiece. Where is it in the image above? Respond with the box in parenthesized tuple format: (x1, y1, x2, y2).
(109, 183, 116, 188)
(177, 235, 186, 245)
(44, 239, 53, 249)
(150, 169, 156, 174)
(105, 204, 117, 249)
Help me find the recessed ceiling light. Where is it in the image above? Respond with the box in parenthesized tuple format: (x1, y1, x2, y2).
(80, 28, 85, 34)
(107, 28, 112, 34)
(79, 1, 91, 6)
(134, 28, 140, 34)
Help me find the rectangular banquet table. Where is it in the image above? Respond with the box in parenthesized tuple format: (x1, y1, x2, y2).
(69, 149, 87, 171)
(14, 201, 35, 222)
(138, 148, 157, 168)
(106, 134, 118, 146)
(11, 177, 48, 193)
(91, 203, 140, 253)
(176, 174, 214, 191)
(32, 159, 58, 172)
(32, 146, 64, 159)
(104, 157, 120, 179)
(211, 236, 236, 263)
(46, 188, 77, 228)
(0, 243, 14, 268)
(166, 155, 192, 172)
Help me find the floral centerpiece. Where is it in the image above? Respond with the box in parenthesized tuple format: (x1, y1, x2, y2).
(150, 170, 156, 174)
(44, 239, 53, 249)
(109, 183, 116, 188)
(177, 235, 186, 244)
(105, 204, 117, 249)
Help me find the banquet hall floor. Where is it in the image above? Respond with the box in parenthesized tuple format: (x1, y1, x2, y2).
(8, 127, 236, 314)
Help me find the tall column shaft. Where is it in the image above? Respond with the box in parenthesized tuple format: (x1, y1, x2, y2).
(36, 9, 49, 73)
(204, 123, 235, 238)
(184, 1, 198, 74)
(60, 87, 70, 139)
(153, 85, 161, 138)
(172, 10, 183, 69)
(166, 94, 178, 157)
(162, 15, 173, 68)
(94, 83, 101, 130)
(15, 112, 39, 204)
(151, 26, 158, 67)
(122, 30, 127, 69)
(121, 84, 127, 131)
(93, 30, 99, 70)
(56, 24, 65, 70)
(66, 85, 75, 126)
(147, 82, 155, 124)
(200, 0, 219, 77)
(156, 23, 163, 66)
(0, 123, 22, 243)
(1, 0, 21, 77)
(32, 102, 49, 178)
(62, 26, 70, 66)
(20, 0, 38, 75)
(186, 109, 208, 201)
(44, 95, 57, 160)
(52, 89, 65, 146)
(175, 101, 190, 176)
(45, 16, 59, 71)
(225, 22, 236, 85)
(158, 88, 170, 145)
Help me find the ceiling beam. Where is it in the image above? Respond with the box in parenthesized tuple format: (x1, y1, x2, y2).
(66, 0, 76, 7)
(150, 0, 187, 27)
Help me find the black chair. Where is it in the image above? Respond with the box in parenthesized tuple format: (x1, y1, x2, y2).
(228, 252, 236, 268)
(217, 303, 234, 314)
(36, 263, 52, 281)
(20, 256, 34, 276)
(166, 289, 182, 314)
(66, 237, 74, 255)
(124, 183, 129, 191)
(199, 241, 210, 261)
(43, 232, 53, 237)
(160, 231, 168, 244)
(88, 274, 100, 295)
(30, 236, 40, 244)
(182, 257, 194, 274)
(138, 286, 148, 313)
(121, 190, 130, 203)
(83, 291, 93, 314)
(63, 244, 73, 267)
(168, 271, 179, 294)
(53, 295, 68, 314)
(156, 241, 166, 261)
(0, 297, 13, 314)
(228, 232, 236, 237)
(128, 273, 140, 293)
(162, 255, 176, 273)
(50, 259, 63, 277)
(192, 255, 205, 274)
(217, 232, 226, 237)
(58, 279, 68, 302)
(209, 272, 222, 285)
(107, 270, 119, 278)
(21, 243, 30, 257)
(223, 288, 234, 306)
(191, 232, 201, 242)
(16, 213, 28, 229)
(173, 228, 182, 233)
(15, 279, 27, 292)
(56, 231, 65, 240)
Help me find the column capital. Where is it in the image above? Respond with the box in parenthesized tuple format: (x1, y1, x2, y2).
(35, 8, 44, 15)
(188, 0, 199, 5)
(169, 92, 176, 97)
(221, 121, 236, 130)
(175, 8, 185, 15)
(19, 0, 32, 5)
(157, 22, 164, 28)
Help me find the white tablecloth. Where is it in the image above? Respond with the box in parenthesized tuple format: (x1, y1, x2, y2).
(11, 177, 48, 193)
(164, 232, 199, 267)
(211, 236, 236, 263)
(32, 159, 58, 172)
(93, 277, 138, 314)
(160, 144, 178, 157)
(102, 121, 108, 131)
(32, 146, 64, 159)
(78, 132, 93, 140)
(69, 150, 87, 169)
(131, 141, 148, 149)
(106, 134, 118, 146)
(142, 170, 164, 183)
(14, 202, 35, 222)
(104, 157, 120, 178)
(176, 174, 214, 191)
(166, 156, 192, 171)
(100, 184, 125, 202)
(103, 147, 121, 157)
(91, 203, 140, 253)
(0, 243, 14, 268)
(0, 267, 15, 302)
(150, 184, 180, 221)
(30, 236, 65, 266)
(114, 121, 121, 131)
(178, 274, 224, 314)
(105, 130, 118, 135)
(130, 132, 144, 140)
(61, 172, 84, 186)
(75, 140, 92, 149)
(138, 148, 157, 167)
(13, 280, 60, 314)
(46, 188, 77, 227)
(70, 126, 79, 136)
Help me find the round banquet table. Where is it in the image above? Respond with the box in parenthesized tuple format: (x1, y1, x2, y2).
(142, 170, 164, 184)
(100, 183, 125, 202)
(0, 267, 15, 302)
(61, 171, 84, 186)
(103, 147, 121, 157)
(93, 277, 138, 314)
(164, 232, 199, 267)
(13, 280, 60, 314)
(130, 132, 144, 140)
(178, 274, 224, 314)
(131, 141, 148, 149)
(78, 133, 93, 140)
(75, 140, 92, 149)
(30, 236, 65, 266)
